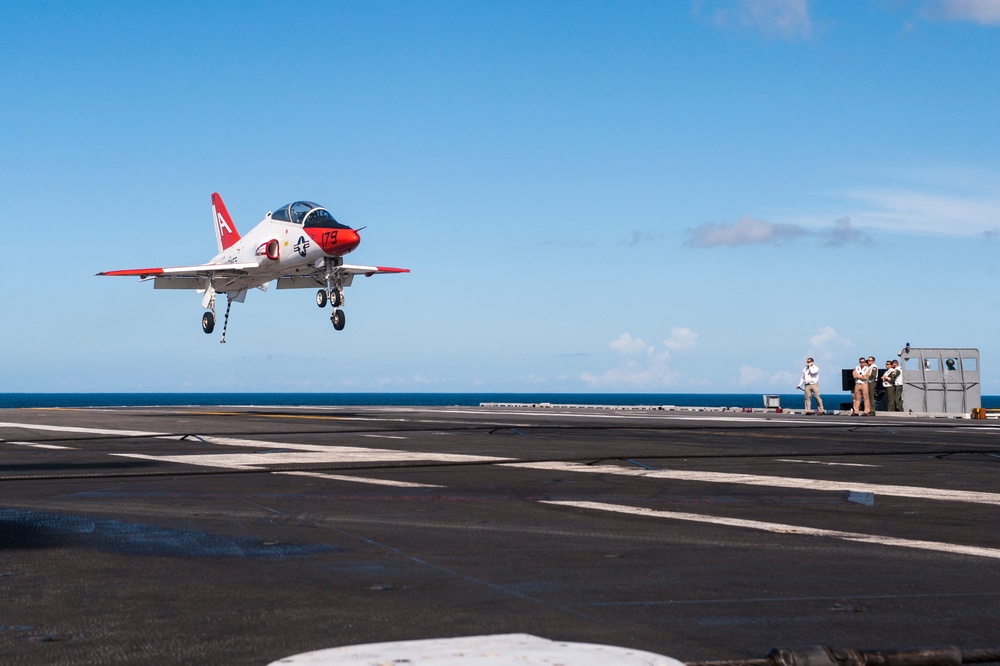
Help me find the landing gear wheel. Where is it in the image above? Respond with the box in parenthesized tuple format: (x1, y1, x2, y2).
(316, 289, 328, 308)
(330, 290, 343, 308)
(201, 311, 215, 334)
(331, 309, 346, 331)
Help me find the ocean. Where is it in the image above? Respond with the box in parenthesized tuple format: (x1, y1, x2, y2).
(3, 393, 999, 410)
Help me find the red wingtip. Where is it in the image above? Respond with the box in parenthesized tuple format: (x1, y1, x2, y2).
(97, 268, 165, 278)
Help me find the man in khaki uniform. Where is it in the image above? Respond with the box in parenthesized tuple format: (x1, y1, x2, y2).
(865, 356, 878, 415)
(852, 357, 871, 416)
(886, 359, 903, 411)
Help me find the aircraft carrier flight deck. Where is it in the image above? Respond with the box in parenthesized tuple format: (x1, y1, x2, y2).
(2, 404, 999, 664)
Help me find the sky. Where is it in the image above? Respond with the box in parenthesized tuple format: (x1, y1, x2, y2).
(3, 0, 1000, 395)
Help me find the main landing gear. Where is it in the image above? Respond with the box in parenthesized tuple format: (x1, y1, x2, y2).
(316, 288, 346, 331)
(202, 292, 233, 343)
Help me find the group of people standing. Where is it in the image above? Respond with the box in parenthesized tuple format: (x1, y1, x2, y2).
(850, 356, 903, 415)
(797, 356, 904, 415)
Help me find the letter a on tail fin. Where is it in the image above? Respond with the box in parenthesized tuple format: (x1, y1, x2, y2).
(211, 192, 241, 252)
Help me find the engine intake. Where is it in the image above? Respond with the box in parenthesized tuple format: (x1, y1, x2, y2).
(257, 239, 280, 260)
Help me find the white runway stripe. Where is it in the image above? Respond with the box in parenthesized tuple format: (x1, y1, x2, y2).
(775, 459, 879, 468)
(9, 441, 73, 450)
(0, 422, 164, 437)
(279, 471, 443, 488)
(507, 462, 1000, 506)
(117, 447, 513, 470)
(160, 435, 417, 451)
(542, 500, 1000, 560)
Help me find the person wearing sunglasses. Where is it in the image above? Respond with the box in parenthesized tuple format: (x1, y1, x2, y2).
(852, 357, 871, 416)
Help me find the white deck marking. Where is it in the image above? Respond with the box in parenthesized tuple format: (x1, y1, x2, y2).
(279, 471, 443, 488)
(8, 441, 73, 450)
(407, 408, 767, 423)
(116, 444, 512, 469)
(158, 435, 337, 451)
(507, 462, 1000, 506)
(158, 435, 425, 450)
(360, 434, 408, 440)
(775, 459, 879, 468)
(0, 422, 164, 437)
(542, 501, 1000, 560)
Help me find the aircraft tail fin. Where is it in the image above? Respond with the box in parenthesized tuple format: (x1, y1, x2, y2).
(211, 192, 241, 252)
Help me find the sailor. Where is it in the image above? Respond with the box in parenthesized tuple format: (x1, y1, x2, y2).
(866, 356, 879, 415)
(881, 361, 898, 412)
(891, 359, 904, 411)
(797, 358, 824, 414)
(852, 357, 871, 416)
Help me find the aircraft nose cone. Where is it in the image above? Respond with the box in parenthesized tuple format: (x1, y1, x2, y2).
(343, 229, 361, 251)
(307, 227, 362, 256)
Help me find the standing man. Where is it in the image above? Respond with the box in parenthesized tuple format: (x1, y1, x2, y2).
(852, 357, 871, 416)
(891, 359, 904, 411)
(797, 357, 824, 414)
(882, 360, 900, 412)
(866, 356, 879, 415)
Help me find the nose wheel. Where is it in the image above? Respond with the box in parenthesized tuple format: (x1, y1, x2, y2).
(202, 311, 215, 334)
(317, 288, 346, 331)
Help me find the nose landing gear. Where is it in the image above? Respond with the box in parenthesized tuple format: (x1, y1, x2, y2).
(316, 286, 346, 331)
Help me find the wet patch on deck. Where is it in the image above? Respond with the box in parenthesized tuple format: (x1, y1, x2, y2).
(0, 509, 338, 559)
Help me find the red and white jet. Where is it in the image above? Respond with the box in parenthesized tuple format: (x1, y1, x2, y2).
(98, 193, 409, 342)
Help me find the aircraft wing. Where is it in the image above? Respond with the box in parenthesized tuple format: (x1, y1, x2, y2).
(99, 262, 408, 292)
(341, 264, 410, 276)
(273, 263, 410, 290)
(97, 263, 264, 291)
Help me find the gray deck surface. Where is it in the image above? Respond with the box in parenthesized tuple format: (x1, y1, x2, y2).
(2, 405, 999, 664)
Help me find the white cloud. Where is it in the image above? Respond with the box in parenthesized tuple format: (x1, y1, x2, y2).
(735, 364, 770, 386)
(925, 0, 1000, 25)
(686, 216, 872, 248)
(843, 186, 1000, 236)
(699, 0, 813, 40)
(809, 326, 851, 356)
(818, 217, 872, 247)
(664, 327, 699, 350)
(685, 215, 807, 247)
(581, 356, 679, 389)
(583, 331, 698, 388)
(734, 364, 796, 388)
(771, 370, 798, 386)
(610, 332, 648, 354)
(688, 168, 1000, 246)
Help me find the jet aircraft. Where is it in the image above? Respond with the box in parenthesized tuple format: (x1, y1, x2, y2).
(98, 193, 408, 342)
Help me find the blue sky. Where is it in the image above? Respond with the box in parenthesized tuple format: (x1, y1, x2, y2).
(3, 0, 1000, 394)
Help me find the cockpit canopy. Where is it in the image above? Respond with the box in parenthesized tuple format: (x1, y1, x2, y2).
(270, 201, 350, 229)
